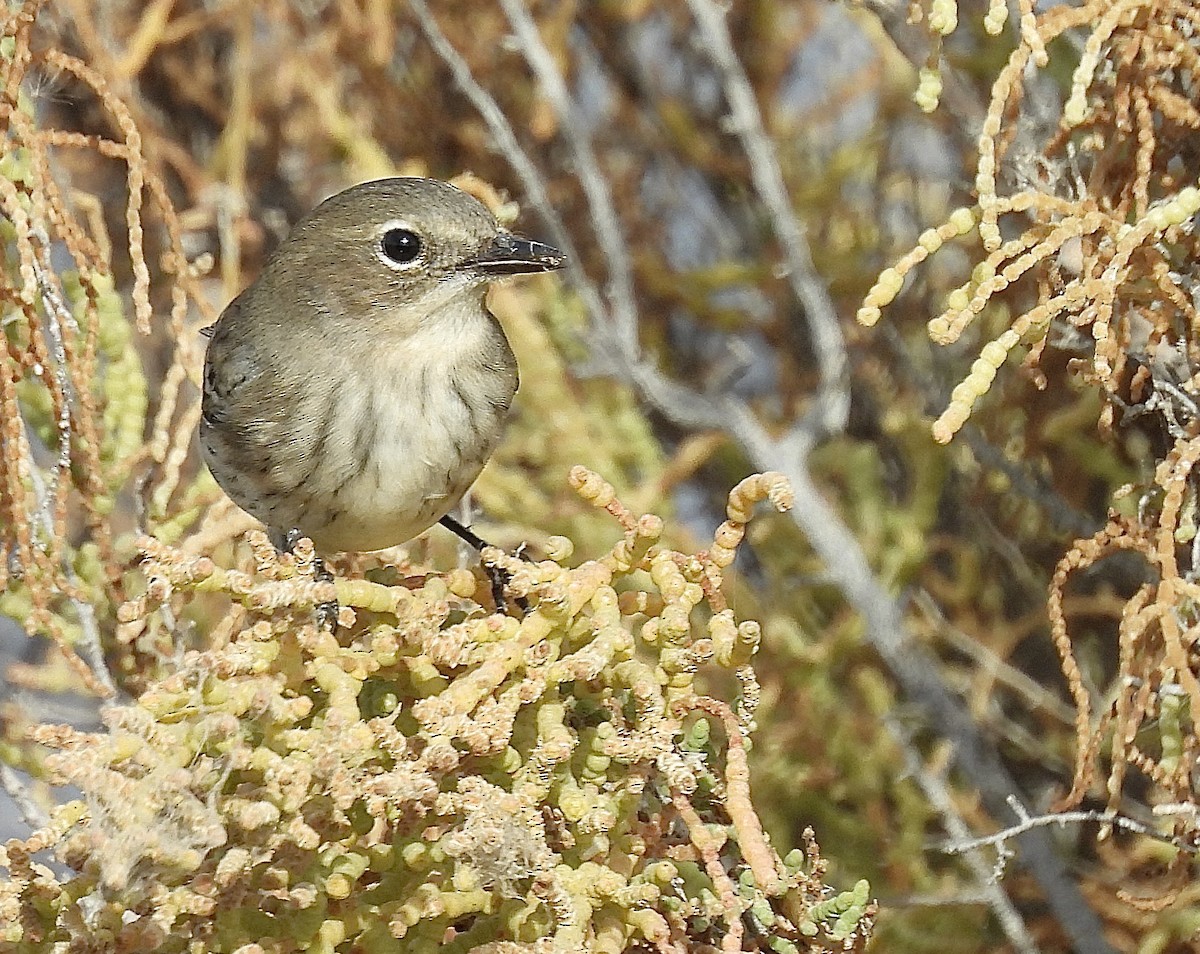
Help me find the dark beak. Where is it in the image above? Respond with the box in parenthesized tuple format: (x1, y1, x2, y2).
(470, 232, 564, 275)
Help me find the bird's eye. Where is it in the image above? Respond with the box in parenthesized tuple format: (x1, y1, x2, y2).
(380, 228, 422, 265)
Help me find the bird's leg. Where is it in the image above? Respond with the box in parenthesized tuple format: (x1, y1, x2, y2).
(277, 527, 339, 631)
(438, 514, 528, 611)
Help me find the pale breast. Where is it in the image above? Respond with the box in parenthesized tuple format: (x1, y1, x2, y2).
(202, 291, 518, 553)
(302, 356, 515, 552)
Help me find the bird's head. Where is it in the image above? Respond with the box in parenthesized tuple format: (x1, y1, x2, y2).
(267, 177, 564, 332)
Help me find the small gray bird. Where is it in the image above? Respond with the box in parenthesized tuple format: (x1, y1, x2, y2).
(200, 177, 563, 561)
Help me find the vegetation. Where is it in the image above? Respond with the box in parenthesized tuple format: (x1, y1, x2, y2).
(1, 0, 1197, 950)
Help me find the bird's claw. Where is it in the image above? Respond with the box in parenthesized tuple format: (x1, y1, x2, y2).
(312, 555, 340, 632)
(439, 514, 531, 614)
(315, 597, 340, 631)
(276, 529, 341, 632)
(482, 559, 529, 615)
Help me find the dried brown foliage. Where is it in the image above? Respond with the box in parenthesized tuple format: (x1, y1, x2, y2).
(0, 0, 223, 696)
(863, 0, 1200, 921)
(4, 0, 1200, 949)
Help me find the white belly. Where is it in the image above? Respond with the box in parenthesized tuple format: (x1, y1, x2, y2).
(201, 292, 519, 554)
(298, 360, 512, 552)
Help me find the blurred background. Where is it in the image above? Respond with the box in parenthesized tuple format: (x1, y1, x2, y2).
(3, 0, 1197, 951)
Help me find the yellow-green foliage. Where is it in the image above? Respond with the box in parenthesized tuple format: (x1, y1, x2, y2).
(0, 15, 874, 945)
(72, 270, 149, 492)
(473, 284, 667, 557)
(1, 473, 873, 953)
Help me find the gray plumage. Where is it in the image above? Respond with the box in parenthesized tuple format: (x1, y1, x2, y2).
(200, 177, 562, 552)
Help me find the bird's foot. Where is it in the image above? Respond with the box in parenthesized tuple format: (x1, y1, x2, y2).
(482, 559, 529, 614)
(439, 515, 530, 614)
(312, 556, 340, 632)
(277, 528, 340, 632)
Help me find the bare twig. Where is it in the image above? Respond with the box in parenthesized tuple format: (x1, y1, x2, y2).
(944, 795, 1198, 859)
(0, 763, 49, 831)
(20, 246, 115, 696)
(885, 889, 1007, 907)
(498, 0, 640, 360)
(913, 589, 1077, 725)
(405, 0, 608, 338)
(684, 0, 849, 443)
(964, 429, 1097, 538)
(23, 431, 115, 696)
(885, 715, 1039, 954)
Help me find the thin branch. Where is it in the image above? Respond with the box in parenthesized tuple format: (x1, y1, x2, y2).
(964, 428, 1097, 538)
(405, 0, 608, 337)
(29, 241, 75, 532)
(913, 589, 1078, 725)
(944, 795, 1198, 858)
(22, 428, 115, 696)
(0, 763, 49, 832)
(885, 715, 1039, 954)
(683, 0, 849, 443)
(498, 0, 640, 360)
(628, 361, 725, 431)
(885, 889, 1009, 907)
(22, 247, 114, 696)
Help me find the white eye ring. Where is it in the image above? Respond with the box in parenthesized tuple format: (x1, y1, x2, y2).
(376, 220, 424, 270)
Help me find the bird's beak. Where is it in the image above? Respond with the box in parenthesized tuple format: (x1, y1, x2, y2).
(470, 232, 564, 275)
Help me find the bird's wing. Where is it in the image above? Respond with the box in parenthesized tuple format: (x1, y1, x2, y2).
(200, 297, 279, 431)
(200, 293, 339, 519)
(200, 296, 314, 460)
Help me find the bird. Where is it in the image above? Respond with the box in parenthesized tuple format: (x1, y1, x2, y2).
(199, 177, 564, 599)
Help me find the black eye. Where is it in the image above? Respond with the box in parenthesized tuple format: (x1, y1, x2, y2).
(380, 228, 422, 264)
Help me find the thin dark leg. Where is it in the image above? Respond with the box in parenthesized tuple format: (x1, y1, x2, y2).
(439, 514, 492, 553)
(439, 514, 524, 611)
(278, 527, 339, 631)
